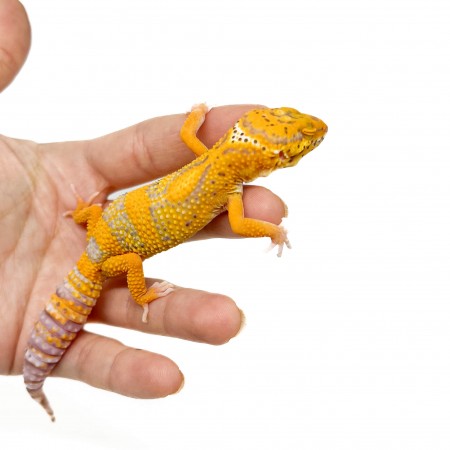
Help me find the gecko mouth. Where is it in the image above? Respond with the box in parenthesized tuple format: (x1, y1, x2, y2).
(278, 135, 326, 168)
(301, 135, 326, 155)
(307, 135, 325, 150)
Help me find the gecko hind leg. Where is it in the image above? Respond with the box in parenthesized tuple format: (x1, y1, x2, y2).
(101, 253, 175, 323)
(63, 184, 103, 231)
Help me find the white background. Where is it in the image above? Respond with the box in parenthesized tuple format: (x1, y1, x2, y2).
(1, 0, 450, 449)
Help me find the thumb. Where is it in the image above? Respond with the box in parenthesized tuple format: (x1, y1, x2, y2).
(0, 0, 31, 92)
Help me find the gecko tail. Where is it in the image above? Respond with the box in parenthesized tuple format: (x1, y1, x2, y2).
(23, 256, 102, 421)
(27, 387, 55, 422)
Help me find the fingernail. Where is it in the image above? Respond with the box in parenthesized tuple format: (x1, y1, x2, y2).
(173, 371, 185, 395)
(235, 308, 246, 337)
(282, 199, 289, 218)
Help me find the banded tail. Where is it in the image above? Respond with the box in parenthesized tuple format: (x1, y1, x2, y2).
(23, 253, 103, 421)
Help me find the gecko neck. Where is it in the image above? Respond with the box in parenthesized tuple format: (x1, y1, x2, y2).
(209, 144, 273, 184)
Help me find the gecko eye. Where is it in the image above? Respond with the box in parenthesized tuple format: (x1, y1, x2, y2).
(302, 127, 317, 136)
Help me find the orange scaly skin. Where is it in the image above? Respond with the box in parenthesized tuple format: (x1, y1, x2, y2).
(23, 105, 327, 421)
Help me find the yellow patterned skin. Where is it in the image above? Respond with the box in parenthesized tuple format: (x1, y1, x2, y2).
(23, 105, 327, 421)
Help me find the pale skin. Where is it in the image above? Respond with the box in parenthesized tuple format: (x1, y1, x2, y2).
(0, 0, 286, 399)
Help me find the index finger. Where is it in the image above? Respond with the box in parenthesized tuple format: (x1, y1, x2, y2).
(84, 105, 260, 191)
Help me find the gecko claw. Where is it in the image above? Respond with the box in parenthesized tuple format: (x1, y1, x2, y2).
(69, 183, 101, 204)
(142, 304, 150, 324)
(266, 219, 291, 257)
(190, 103, 210, 115)
(140, 281, 175, 323)
(63, 184, 102, 217)
(266, 240, 291, 257)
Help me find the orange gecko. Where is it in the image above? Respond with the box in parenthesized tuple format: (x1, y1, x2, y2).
(23, 104, 328, 421)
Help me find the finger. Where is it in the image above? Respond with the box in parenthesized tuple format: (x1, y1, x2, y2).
(74, 104, 260, 191)
(194, 185, 288, 240)
(90, 279, 243, 346)
(53, 330, 183, 399)
(0, 0, 31, 92)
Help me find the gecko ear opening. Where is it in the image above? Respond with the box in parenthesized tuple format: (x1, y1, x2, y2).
(279, 151, 288, 160)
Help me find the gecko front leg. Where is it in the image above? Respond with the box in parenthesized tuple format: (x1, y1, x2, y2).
(101, 253, 175, 322)
(227, 192, 291, 257)
(180, 103, 210, 156)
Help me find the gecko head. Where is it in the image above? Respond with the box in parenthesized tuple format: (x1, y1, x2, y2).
(230, 107, 328, 179)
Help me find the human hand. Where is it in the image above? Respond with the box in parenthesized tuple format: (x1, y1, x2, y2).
(0, 0, 286, 400)
(0, 105, 287, 398)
